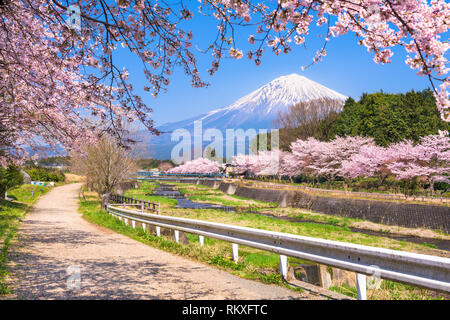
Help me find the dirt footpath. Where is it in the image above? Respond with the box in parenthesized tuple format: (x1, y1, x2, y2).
(3, 183, 326, 300)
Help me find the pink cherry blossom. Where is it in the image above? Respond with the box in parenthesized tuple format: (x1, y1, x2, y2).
(1, 1, 449, 167)
(168, 157, 223, 174)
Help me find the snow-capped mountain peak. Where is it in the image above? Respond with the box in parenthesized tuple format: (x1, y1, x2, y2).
(221, 73, 347, 114)
(144, 73, 347, 159)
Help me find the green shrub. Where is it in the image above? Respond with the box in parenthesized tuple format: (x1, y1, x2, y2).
(24, 166, 65, 182)
(0, 166, 23, 198)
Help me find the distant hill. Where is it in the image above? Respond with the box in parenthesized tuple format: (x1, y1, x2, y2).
(138, 73, 347, 160)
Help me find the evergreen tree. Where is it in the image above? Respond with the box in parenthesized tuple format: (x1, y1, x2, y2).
(327, 89, 447, 146)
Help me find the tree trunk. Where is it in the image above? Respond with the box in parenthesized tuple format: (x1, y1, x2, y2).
(429, 179, 435, 196)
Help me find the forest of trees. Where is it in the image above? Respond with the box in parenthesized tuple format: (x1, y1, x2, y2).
(267, 89, 448, 151)
(325, 89, 447, 146)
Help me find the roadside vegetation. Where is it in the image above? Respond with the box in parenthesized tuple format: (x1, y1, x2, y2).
(0, 184, 50, 294)
(24, 166, 65, 183)
(64, 173, 86, 184)
(130, 181, 449, 240)
(173, 183, 278, 209)
(70, 137, 137, 195)
(83, 181, 448, 300)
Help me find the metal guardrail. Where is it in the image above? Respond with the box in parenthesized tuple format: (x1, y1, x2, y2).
(106, 203, 450, 300)
(109, 194, 160, 213)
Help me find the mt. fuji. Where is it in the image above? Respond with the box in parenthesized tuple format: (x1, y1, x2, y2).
(139, 74, 347, 159)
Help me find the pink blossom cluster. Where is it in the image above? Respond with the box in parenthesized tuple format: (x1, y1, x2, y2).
(1, 0, 203, 166)
(2, 1, 449, 167)
(202, 0, 449, 119)
(276, 136, 375, 180)
(230, 134, 449, 191)
(168, 157, 224, 174)
(232, 150, 284, 176)
(385, 135, 450, 190)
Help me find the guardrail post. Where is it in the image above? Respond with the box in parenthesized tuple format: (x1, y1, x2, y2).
(279, 255, 288, 280)
(132, 220, 135, 229)
(158, 203, 161, 215)
(232, 243, 239, 263)
(142, 222, 146, 231)
(199, 235, 204, 246)
(356, 273, 367, 300)
(174, 230, 179, 243)
(155, 203, 161, 236)
(124, 217, 128, 225)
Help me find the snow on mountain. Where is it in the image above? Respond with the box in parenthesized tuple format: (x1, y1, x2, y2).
(140, 73, 347, 159)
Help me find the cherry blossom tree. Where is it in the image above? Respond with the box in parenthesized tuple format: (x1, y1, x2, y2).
(1, 0, 202, 165)
(202, 0, 449, 119)
(168, 157, 223, 174)
(232, 150, 284, 177)
(341, 144, 392, 184)
(235, 132, 448, 194)
(283, 136, 374, 185)
(281, 137, 325, 184)
(309, 136, 375, 183)
(231, 153, 255, 175)
(1, 0, 449, 167)
(387, 134, 450, 194)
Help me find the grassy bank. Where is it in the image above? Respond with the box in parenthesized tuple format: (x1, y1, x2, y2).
(0, 184, 51, 294)
(86, 183, 446, 300)
(132, 181, 449, 240)
(240, 179, 449, 207)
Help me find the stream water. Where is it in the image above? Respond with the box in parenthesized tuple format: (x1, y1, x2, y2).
(148, 184, 236, 211)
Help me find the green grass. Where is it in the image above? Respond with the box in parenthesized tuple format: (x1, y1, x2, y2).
(85, 188, 448, 300)
(109, 181, 449, 299)
(330, 280, 445, 300)
(244, 253, 280, 268)
(169, 207, 447, 253)
(421, 242, 438, 249)
(7, 184, 48, 205)
(0, 184, 51, 294)
(172, 183, 278, 209)
(124, 184, 178, 208)
(329, 284, 358, 299)
(149, 181, 448, 242)
(129, 181, 447, 252)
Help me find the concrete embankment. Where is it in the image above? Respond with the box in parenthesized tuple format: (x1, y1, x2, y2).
(196, 180, 449, 233)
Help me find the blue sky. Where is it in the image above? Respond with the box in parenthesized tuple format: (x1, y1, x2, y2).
(117, 10, 433, 128)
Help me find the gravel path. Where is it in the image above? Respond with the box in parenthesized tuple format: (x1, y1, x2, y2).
(3, 183, 325, 300)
